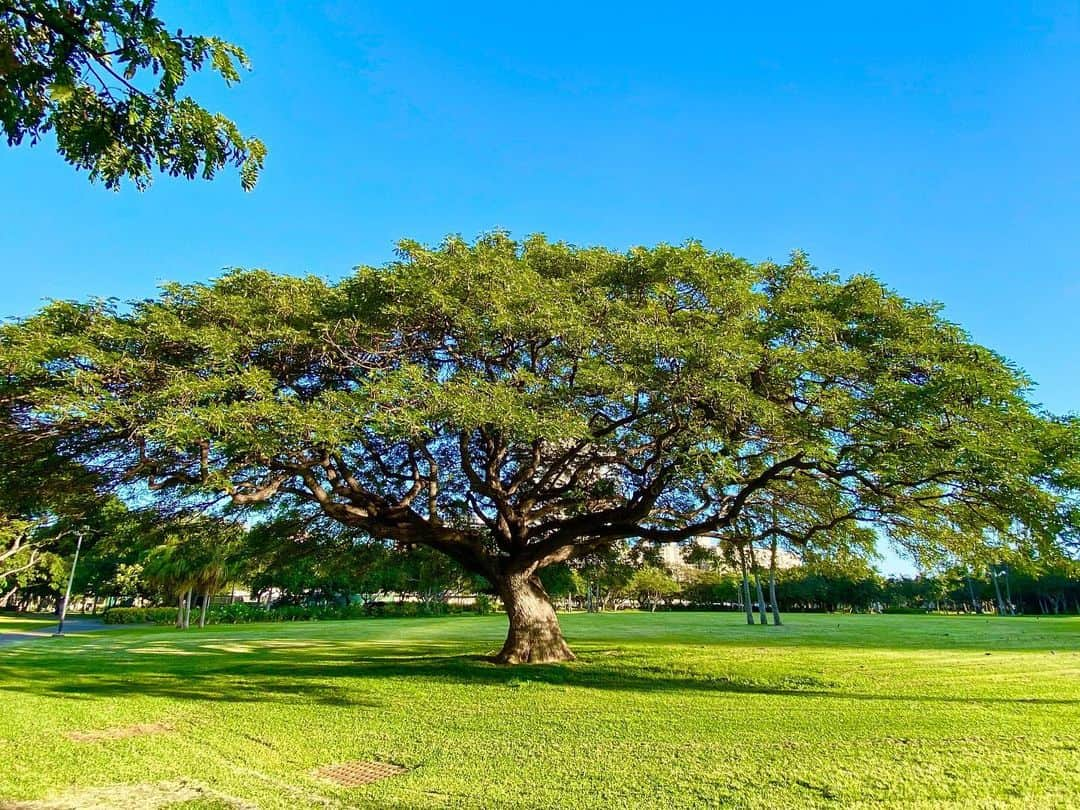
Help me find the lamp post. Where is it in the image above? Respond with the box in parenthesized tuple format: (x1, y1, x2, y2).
(54, 528, 85, 636)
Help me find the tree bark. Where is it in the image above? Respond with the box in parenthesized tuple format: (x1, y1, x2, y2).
(966, 574, 982, 614)
(990, 568, 1006, 615)
(748, 545, 768, 625)
(176, 593, 185, 629)
(753, 570, 767, 624)
(495, 572, 575, 664)
(199, 591, 209, 628)
(768, 537, 782, 626)
(0, 583, 17, 609)
(738, 545, 754, 625)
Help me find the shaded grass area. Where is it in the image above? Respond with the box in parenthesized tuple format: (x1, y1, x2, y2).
(1, 613, 1078, 808)
(0, 613, 59, 634)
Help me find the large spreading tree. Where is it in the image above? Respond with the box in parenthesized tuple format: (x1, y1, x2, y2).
(1, 234, 1076, 661)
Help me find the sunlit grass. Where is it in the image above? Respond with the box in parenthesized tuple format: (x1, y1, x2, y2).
(1, 612, 1078, 808)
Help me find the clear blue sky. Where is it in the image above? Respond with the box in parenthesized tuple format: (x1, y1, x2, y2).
(2, 1, 1077, 574)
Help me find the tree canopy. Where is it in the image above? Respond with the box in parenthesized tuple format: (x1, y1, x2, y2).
(1, 233, 1076, 661)
(0, 0, 265, 189)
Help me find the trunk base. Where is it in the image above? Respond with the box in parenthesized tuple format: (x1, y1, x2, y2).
(495, 573, 576, 664)
(494, 634, 576, 665)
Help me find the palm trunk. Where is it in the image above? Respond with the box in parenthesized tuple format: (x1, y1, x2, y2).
(768, 536, 782, 626)
(176, 592, 185, 629)
(183, 589, 193, 629)
(199, 591, 209, 627)
(990, 568, 1006, 615)
(966, 574, 982, 614)
(748, 545, 768, 625)
(495, 572, 574, 664)
(738, 545, 754, 625)
(753, 571, 767, 625)
(1002, 571, 1015, 616)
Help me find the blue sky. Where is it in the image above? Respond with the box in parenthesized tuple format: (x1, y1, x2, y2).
(2, 1, 1077, 573)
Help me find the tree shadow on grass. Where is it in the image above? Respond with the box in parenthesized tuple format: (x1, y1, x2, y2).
(0, 641, 1075, 708)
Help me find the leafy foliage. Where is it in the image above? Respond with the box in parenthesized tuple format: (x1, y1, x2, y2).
(0, 0, 265, 189)
(626, 565, 680, 610)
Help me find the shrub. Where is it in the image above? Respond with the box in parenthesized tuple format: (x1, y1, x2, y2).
(101, 606, 179, 625)
(103, 598, 490, 626)
(212, 602, 270, 624)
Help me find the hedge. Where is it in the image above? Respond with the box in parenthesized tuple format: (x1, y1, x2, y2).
(101, 606, 180, 625)
(102, 598, 495, 625)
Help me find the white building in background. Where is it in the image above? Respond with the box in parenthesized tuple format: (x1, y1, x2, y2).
(659, 535, 800, 580)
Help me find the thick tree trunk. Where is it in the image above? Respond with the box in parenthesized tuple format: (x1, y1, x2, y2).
(176, 593, 185, 629)
(199, 591, 210, 628)
(495, 573, 575, 664)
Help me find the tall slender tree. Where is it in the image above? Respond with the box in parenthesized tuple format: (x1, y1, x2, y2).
(768, 534, 783, 626)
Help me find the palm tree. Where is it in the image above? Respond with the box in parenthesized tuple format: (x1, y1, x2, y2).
(143, 538, 199, 628)
(143, 520, 245, 629)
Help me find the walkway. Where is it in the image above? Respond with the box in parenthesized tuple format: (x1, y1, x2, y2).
(0, 618, 134, 646)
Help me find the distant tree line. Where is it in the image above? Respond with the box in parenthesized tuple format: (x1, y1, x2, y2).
(3, 503, 1077, 625)
(539, 547, 1080, 618)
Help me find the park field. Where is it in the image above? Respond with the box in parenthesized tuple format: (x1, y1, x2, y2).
(0, 612, 1078, 809)
(0, 614, 57, 635)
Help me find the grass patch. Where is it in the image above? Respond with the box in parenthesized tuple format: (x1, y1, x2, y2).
(1, 613, 1078, 808)
(0, 612, 59, 634)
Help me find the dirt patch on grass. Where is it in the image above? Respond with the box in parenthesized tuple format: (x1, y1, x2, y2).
(1, 779, 254, 809)
(313, 760, 408, 787)
(65, 722, 171, 742)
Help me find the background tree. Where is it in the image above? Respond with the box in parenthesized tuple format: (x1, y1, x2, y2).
(576, 544, 637, 612)
(0, 432, 107, 609)
(679, 568, 742, 610)
(2, 234, 1077, 662)
(537, 563, 585, 612)
(0, 0, 265, 189)
(779, 549, 883, 612)
(142, 536, 197, 628)
(139, 517, 242, 628)
(626, 565, 679, 612)
(0, 516, 44, 597)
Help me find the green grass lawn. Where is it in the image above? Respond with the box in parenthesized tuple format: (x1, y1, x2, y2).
(0, 612, 59, 634)
(1, 612, 1078, 809)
